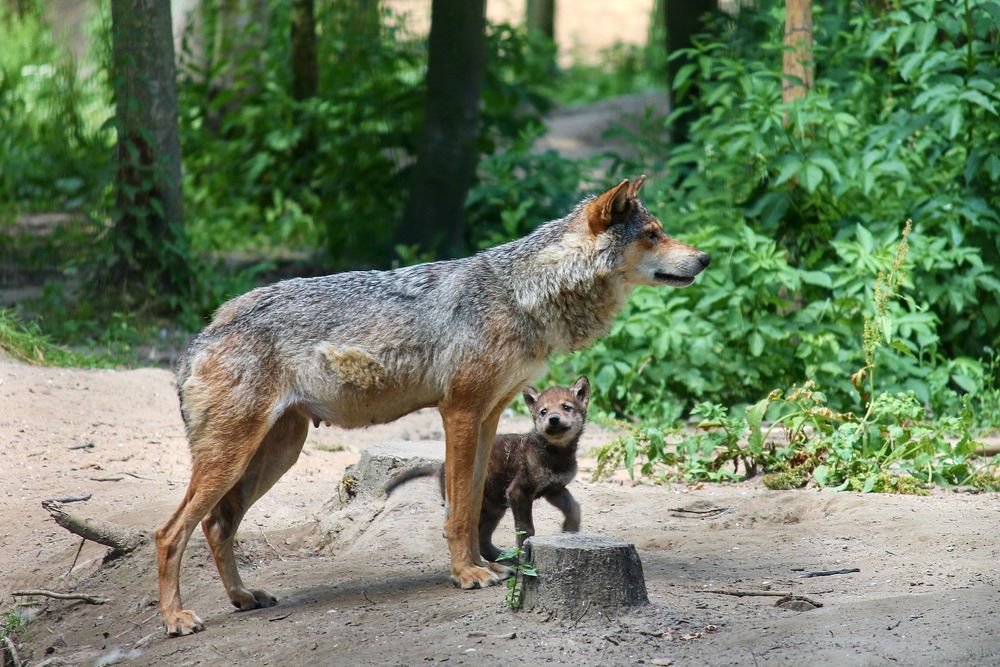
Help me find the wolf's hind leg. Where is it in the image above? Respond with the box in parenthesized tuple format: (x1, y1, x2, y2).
(156, 416, 273, 637)
(201, 410, 309, 612)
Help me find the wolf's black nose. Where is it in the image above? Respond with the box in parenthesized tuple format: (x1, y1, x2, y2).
(548, 415, 561, 426)
(697, 252, 711, 268)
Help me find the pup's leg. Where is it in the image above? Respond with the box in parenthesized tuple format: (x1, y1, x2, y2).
(508, 485, 536, 547)
(156, 416, 272, 636)
(201, 410, 309, 612)
(477, 502, 507, 562)
(545, 488, 581, 532)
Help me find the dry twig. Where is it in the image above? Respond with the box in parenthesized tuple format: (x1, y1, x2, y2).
(11, 590, 109, 605)
(3, 635, 23, 667)
(44, 493, 92, 504)
(697, 588, 794, 598)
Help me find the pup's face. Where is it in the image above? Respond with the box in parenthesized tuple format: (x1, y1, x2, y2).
(523, 376, 590, 446)
(588, 176, 711, 288)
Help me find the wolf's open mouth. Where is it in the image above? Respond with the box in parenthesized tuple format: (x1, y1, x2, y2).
(654, 272, 695, 286)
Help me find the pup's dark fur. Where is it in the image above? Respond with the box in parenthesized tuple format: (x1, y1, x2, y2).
(386, 377, 590, 561)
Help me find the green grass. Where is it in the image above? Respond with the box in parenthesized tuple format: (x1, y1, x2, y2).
(0, 307, 96, 366)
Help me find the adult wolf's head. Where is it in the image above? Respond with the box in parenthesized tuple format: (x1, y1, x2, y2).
(587, 176, 710, 287)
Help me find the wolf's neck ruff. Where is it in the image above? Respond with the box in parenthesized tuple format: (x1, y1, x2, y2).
(482, 203, 632, 355)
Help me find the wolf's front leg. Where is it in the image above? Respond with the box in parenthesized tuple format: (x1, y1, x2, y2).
(440, 397, 513, 587)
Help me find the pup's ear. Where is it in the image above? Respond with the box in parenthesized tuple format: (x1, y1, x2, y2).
(627, 174, 647, 199)
(572, 376, 591, 408)
(588, 179, 631, 235)
(523, 386, 540, 411)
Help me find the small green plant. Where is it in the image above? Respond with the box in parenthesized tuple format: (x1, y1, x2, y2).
(497, 533, 537, 610)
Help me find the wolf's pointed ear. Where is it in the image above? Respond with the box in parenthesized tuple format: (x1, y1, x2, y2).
(588, 179, 631, 235)
(573, 376, 591, 408)
(523, 386, 540, 411)
(627, 174, 647, 199)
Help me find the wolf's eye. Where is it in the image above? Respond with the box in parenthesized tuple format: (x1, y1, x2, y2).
(539, 408, 548, 416)
(647, 229, 659, 241)
(562, 404, 573, 411)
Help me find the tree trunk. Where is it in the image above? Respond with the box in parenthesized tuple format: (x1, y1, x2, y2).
(109, 0, 191, 300)
(397, 0, 487, 258)
(291, 0, 318, 100)
(526, 0, 555, 40)
(664, 0, 716, 145)
(782, 0, 813, 103)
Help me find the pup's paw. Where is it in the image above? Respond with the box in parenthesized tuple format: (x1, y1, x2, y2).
(230, 587, 278, 611)
(485, 561, 514, 580)
(163, 609, 205, 636)
(450, 564, 502, 590)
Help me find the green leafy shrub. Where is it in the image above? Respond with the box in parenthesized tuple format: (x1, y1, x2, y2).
(592, 224, 997, 493)
(559, 0, 1000, 424)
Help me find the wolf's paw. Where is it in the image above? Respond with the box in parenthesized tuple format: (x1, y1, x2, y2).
(450, 564, 503, 590)
(163, 609, 205, 637)
(230, 587, 278, 611)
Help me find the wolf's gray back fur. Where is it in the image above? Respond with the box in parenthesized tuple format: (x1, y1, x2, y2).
(175, 197, 679, 443)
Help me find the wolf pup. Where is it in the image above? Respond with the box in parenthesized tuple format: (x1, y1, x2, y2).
(156, 176, 709, 636)
(385, 377, 590, 561)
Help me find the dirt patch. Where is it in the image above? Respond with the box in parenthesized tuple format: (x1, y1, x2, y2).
(2, 356, 999, 666)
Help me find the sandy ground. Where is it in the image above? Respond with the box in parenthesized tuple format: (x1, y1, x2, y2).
(2, 356, 1000, 667)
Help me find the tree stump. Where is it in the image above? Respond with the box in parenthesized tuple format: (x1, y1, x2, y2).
(337, 440, 444, 501)
(521, 533, 648, 618)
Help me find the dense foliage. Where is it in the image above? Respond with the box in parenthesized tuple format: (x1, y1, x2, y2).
(554, 0, 1000, 426)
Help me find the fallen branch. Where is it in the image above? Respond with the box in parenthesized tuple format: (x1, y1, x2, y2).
(800, 568, 859, 578)
(67, 443, 94, 451)
(11, 590, 109, 605)
(41, 500, 148, 557)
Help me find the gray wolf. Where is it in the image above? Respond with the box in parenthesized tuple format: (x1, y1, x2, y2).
(385, 377, 591, 561)
(155, 176, 710, 636)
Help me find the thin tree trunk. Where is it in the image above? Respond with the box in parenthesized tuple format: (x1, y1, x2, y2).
(782, 0, 813, 103)
(526, 0, 555, 40)
(664, 0, 716, 145)
(109, 0, 191, 300)
(291, 0, 318, 100)
(398, 0, 487, 258)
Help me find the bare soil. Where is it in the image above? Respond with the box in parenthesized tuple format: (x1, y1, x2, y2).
(3, 356, 999, 667)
